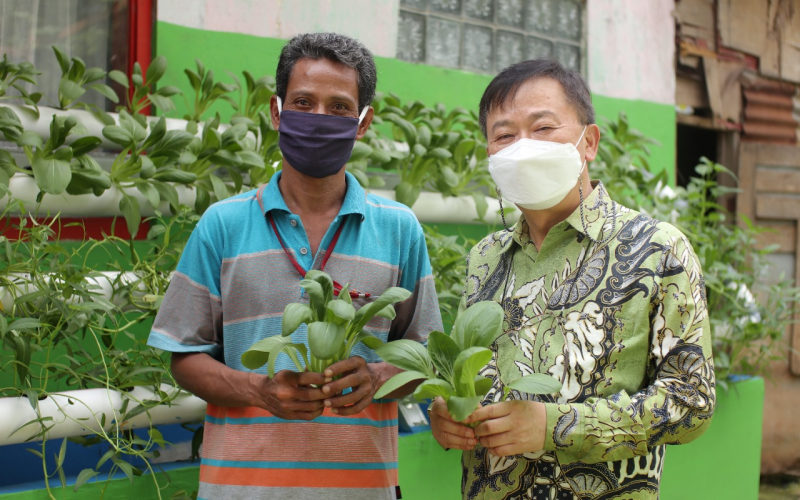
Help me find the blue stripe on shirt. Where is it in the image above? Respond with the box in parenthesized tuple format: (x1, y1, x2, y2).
(205, 414, 398, 427)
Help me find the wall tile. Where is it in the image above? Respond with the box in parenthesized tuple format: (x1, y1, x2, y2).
(426, 16, 461, 67)
(464, 0, 493, 21)
(495, 30, 524, 72)
(463, 24, 493, 71)
(398, 11, 427, 62)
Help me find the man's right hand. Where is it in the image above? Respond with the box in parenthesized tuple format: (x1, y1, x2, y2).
(256, 369, 327, 420)
(171, 352, 328, 420)
(429, 396, 478, 451)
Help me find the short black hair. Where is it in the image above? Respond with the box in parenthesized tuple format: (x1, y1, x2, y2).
(478, 59, 595, 137)
(275, 32, 377, 112)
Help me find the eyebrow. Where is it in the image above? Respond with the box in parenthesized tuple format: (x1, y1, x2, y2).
(489, 110, 560, 134)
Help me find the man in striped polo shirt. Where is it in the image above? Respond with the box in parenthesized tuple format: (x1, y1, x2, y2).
(148, 32, 442, 499)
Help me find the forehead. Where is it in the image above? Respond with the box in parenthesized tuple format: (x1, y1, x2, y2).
(486, 77, 579, 124)
(286, 57, 359, 100)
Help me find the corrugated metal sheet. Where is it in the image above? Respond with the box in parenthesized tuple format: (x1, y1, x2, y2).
(742, 77, 799, 144)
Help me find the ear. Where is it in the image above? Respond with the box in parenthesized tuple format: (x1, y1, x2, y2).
(583, 123, 600, 163)
(355, 106, 374, 140)
(270, 94, 280, 130)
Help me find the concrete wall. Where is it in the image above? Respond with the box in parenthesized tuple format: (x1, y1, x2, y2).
(159, 0, 677, 104)
(155, 0, 678, 175)
(157, 0, 400, 58)
(587, 0, 675, 105)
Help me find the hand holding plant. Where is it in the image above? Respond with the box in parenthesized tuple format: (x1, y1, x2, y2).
(241, 270, 412, 375)
(374, 300, 562, 422)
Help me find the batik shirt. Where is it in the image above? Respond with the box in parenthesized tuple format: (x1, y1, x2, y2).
(148, 171, 442, 500)
(460, 182, 715, 499)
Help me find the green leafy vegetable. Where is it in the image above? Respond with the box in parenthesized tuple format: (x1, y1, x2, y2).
(375, 300, 561, 421)
(241, 270, 412, 375)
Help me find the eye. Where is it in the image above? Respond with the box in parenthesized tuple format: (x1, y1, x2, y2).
(493, 133, 515, 144)
(332, 102, 352, 114)
(293, 97, 312, 109)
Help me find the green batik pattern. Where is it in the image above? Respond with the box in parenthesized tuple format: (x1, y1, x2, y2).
(460, 183, 715, 500)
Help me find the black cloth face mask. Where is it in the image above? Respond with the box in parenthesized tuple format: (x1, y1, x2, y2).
(276, 97, 368, 178)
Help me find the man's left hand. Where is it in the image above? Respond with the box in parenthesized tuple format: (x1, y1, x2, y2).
(464, 400, 547, 457)
(320, 356, 379, 416)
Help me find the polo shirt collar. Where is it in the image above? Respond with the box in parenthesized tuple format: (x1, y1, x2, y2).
(259, 170, 367, 220)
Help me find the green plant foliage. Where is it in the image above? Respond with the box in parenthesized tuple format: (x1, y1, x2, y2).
(0, 199, 201, 497)
(0, 107, 108, 199)
(1, 49, 490, 231)
(0, 53, 42, 115)
(422, 226, 477, 328)
(51, 46, 119, 120)
(241, 270, 412, 375)
(182, 59, 238, 124)
(375, 301, 561, 421)
(110, 56, 183, 122)
(357, 93, 492, 217)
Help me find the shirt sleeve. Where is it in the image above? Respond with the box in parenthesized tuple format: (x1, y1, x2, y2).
(387, 218, 443, 343)
(147, 209, 225, 357)
(543, 234, 716, 463)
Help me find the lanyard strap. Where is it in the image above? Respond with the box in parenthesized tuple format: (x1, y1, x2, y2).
(264, 212, 370, 299)
(258, 183, 370, 299)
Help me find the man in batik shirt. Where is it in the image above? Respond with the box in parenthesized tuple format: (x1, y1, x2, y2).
(428, 59, 715, 499)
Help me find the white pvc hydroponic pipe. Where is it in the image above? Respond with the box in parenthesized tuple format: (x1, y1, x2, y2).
(0, 270, 156, 312)
(370, 188, 513, 225)
(2, 104, 192, 151)
(3, 174, 512, 224)
(0, 384, 206, 446)
(1, 173, 196, 217)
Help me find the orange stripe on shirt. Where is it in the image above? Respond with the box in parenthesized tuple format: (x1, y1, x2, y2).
(199, 465, 398, 489)
(201, 419, 397, 463)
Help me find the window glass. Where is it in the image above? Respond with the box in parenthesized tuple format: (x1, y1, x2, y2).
(397, 0, 584, 74)
(0, 0, 129, 109)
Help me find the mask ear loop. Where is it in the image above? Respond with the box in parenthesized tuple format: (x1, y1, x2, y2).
(574, 125, 587, 147)
(357, 105, 369, 125)
(577, 164, 617, 246)
(497, 191, 512, 232)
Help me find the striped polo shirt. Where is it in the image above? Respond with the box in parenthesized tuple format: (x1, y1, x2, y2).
(148, 171, 442, 500)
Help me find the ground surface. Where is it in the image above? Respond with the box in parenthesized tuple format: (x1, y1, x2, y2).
(760, 475, 800, 499)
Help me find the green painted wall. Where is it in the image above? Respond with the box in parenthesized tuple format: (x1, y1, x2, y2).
(594, 95, 677, 183)
(660, 376, 765, 500)
(155, 22, 676, 180)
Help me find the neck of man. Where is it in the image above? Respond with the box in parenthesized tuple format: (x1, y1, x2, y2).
(278, 163, 347, 218)
(521, 172, 593, 250)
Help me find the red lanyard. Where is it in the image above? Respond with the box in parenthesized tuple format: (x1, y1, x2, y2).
(265, 212, 370, 299)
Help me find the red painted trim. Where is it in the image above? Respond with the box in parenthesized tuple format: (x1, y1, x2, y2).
(1, 217, 150, 241)
(128, 0, 155, 115)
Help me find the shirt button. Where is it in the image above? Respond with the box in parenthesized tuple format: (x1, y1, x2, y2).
(299, 247, 308, 255)
(290, 219, 298, 227)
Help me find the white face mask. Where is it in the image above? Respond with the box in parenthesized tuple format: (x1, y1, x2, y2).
(488, 126, 587, 211)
